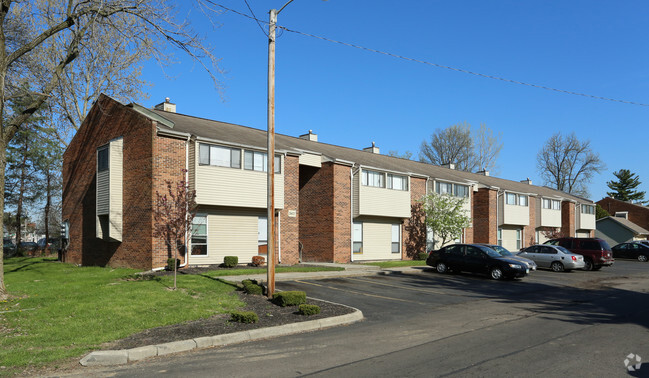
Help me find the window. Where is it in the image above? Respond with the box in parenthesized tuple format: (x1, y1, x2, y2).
(258, 217, 268, 254)
(454, 184, 469, 198)
(535, 230, 539, 244)
(506, 192, 528, 207)
(243, 151, 281, 173)
(426, 227, 435, 251)
(497, 228, 502, 246)
(387, 174, 408, 191)
(582, 205, 595, 215)
(191, 214, 207, 256)
(516, 229, 522, 250)
(361, 170, 384, 188)
(97, 146, 109, 172)
(391, 224, 400, 253)
(436, 182, 453, 195)
(353, 222, 363, 253)
(199, 143, 241, 169)
(552, 200, 561, 210)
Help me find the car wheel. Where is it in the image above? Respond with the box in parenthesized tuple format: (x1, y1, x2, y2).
(638, 255, 648, 262)
(592, 265, 603, 271)
(490, 267, 503, 280)
(436, 262, 448, 274)
(583, 259, 593, 271)
(551, 261, 564, 272)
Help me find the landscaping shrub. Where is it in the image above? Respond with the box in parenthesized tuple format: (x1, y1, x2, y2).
(242, 279, 264, 295)
(251, 255, 265, 267)
(230, 311, 258, 323)
(298, 304, 320, 316)
(416, 252, 429, 261)
(166, 258, 180, 270)
(223, 256, 238, 268)
(272, 291, 306, 307)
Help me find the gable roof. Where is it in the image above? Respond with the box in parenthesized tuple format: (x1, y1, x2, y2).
(596, 197, 649, 212)
(597, 216, 649, 236)
(138, 104, 592, 204)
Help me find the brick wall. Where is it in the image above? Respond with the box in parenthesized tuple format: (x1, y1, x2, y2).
(403, 177, 427, 259)
(299, 163, 334, 262)
(472, 188, 497, 244)
(62, 94, 155, 270)
(597, 197, 649, 230)
(561, 201, 576, 237)
(332, 164, 351, 263)
(523, 197, 536, 247)
(151, 134, 187, 268)
(279, 155, 300, 264)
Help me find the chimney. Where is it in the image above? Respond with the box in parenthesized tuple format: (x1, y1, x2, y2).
(520, 178, 532, 185)
(154, 97, 176, 113)
(441, 163, 456, 170)
(477, 170, 490, 176)
(363, 141, 380, 154)
(299, 130, 318, 142)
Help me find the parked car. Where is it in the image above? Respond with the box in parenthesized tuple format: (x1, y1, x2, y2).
(612, 242, 649, 262)
(477, 244, 537, 272)
(518, 245, 585, 272)
(37, 237, 61, 252)
(17, 241, 39, 254)
(633, 240, 649, 248)
(426, 243, 529, 280)
(3, 239, 15, 257)
(544, 237, 614, 271)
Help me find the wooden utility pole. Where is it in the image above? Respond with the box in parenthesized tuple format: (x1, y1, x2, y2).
(266, 8, 278, 298)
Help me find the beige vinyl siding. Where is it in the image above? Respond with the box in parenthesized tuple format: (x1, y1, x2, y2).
(538, 208, 561, 228)
(195, 156, 284, 209)
(358, 182, 410, 218)
(188, 141, 196, 192)
(299, 153, 321, 167)
(501, 202, 529, 226)
(578, 212, 596, 230)
(108, 138, 123, 241)
(576, 231, 590, 238)
(96, 170, 110, 215)
(353, 220, 398, 261)
(353, 171, 360, 217)
(535, 228, 551, 244)
(190, 208, 265, 265)
(500, 226, 521, 252)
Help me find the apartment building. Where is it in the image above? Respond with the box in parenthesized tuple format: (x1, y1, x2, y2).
(62, 95, 595, 270)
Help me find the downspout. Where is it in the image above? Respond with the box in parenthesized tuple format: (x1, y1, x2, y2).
(180, 134, 191, 268)
(496, 189, 504, 245)
(278, 210, 281, 264)
(350, 166, 354, 262)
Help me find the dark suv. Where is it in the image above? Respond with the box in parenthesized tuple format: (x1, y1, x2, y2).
(544, 237, 614, 271)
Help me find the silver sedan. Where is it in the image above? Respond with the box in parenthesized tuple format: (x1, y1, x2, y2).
(518, 244, 585, 272)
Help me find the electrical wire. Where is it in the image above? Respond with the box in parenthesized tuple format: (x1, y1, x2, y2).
(209, 1, 649, 107)
(242, 0, 268, 37)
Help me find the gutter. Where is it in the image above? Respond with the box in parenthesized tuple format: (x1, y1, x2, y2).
(180, 134, 191, 268)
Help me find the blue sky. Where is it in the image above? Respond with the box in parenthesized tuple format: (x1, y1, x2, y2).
(140, 0, 649, 202)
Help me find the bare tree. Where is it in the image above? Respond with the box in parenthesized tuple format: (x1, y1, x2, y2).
(536, 132, 605, 197)
(419, 122, 502, 173)
(387, 150, 413, 160)
(0, 0, 223, 300)
(153, 172, 197, 290)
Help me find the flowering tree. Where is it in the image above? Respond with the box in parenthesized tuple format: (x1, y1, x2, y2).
(153, 171, 197, 290)
(421, 192, 471, 250)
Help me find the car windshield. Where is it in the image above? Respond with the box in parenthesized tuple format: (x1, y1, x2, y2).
(480, 246, 502, 258)
(599, 240, 612, 250)
(489, 245, 513, 257)
(556, 246, 571, 254)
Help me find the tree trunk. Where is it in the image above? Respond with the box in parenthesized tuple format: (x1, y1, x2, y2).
(0, 146, 8, 300)
(45, 171, 51, 243)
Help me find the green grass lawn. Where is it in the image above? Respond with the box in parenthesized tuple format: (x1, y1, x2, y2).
(362, 260, 427, 268)
(203, 265, 344, 277)
(0, 257, 346, 374)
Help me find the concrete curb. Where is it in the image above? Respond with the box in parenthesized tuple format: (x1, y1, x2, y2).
(80, 306, 363, 367)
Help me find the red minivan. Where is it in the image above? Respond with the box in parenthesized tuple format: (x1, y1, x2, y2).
(544, 237, 614, 271)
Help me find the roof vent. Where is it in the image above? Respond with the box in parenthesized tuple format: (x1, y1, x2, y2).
(363, 141, 380, 154)
(441, 163, 456, 170)
(154, 97, 176, 113)
(520, 178, 532, 185)
(299, 130, 318, 142)
(477, 170, 490, 176)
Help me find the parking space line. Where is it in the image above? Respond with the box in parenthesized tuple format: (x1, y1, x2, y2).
(294, 280, 432, 305)
(345, 277, 461, 296)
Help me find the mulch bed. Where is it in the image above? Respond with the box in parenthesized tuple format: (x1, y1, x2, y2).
(102, 290, 355, 351)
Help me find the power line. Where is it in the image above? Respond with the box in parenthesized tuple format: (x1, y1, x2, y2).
(209, 1, 649, 107)
(242, 0, 268, 37)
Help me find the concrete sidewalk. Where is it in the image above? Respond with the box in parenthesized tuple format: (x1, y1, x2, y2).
(79, 263, 428, 367)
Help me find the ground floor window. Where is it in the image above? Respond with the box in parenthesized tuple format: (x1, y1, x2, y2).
(535, 230, 540, 244)
(191, 214, 207, 256)
(497, 228, 502, 246)
(426, 227, 434, 251)
(258, 216, 268, 254)
(516, 229, 522, 250)
(353, 222, 363, 253)
(391, 224, 400, 253)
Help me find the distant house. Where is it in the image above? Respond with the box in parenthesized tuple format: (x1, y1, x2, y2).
(595, 216, 649, 247)
(597, 197, 649, 231)
(61, 94, 597, 270)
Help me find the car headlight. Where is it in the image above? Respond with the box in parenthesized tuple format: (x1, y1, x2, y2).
(508, 264, 522, 269)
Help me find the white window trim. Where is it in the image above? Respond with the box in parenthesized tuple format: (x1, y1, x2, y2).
(191, 213, 208, 257)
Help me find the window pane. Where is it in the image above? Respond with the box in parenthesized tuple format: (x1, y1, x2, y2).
(391, 224, 400, 242)
(97, 148, 109, 171)
(212, 146, 231, 167)
(455, 184, 468, 198)
(361, 171, 367, 186)
(553, 200, 561, 210)
(274, 155, 281, 173)
(199, 144, 210, 165)
(258, 217, 268, 243)
(254, 152, 265, 172)
(506, 193, 516, 205)
(231, 149, 241, 169)
(518, 195, 528, 206)
(244, 151, 253, 170)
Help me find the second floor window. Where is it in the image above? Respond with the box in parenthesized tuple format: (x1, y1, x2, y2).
(244, 151, 281, 173)
(199, 144, 241, 169)
(582, 205, 595, 215)
(506, 192, 528, 207)
(436, 182, 469, 198)
(387, 174, 408, 191)
(362, 170, 384, 188)
(543, 199, 561, 210)
(97, 146, 109, 172)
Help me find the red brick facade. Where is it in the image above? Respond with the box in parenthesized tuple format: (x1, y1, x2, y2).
(472, 188, 498, 244)
(561, 201, 576, 237)
(279, 155, 300, 264)
(332, 164, 352, 263)
(597, 197, 649, 230)
(63, 95, 156, 269)
(523, 197, 536, 247)
(403, 177, 427, 258)
(299, 163, 335, 262)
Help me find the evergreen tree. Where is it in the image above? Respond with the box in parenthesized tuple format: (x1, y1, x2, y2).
(606, 169, 646, 203)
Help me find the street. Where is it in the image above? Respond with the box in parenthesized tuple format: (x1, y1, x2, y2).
(72, 260, 649, 377)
